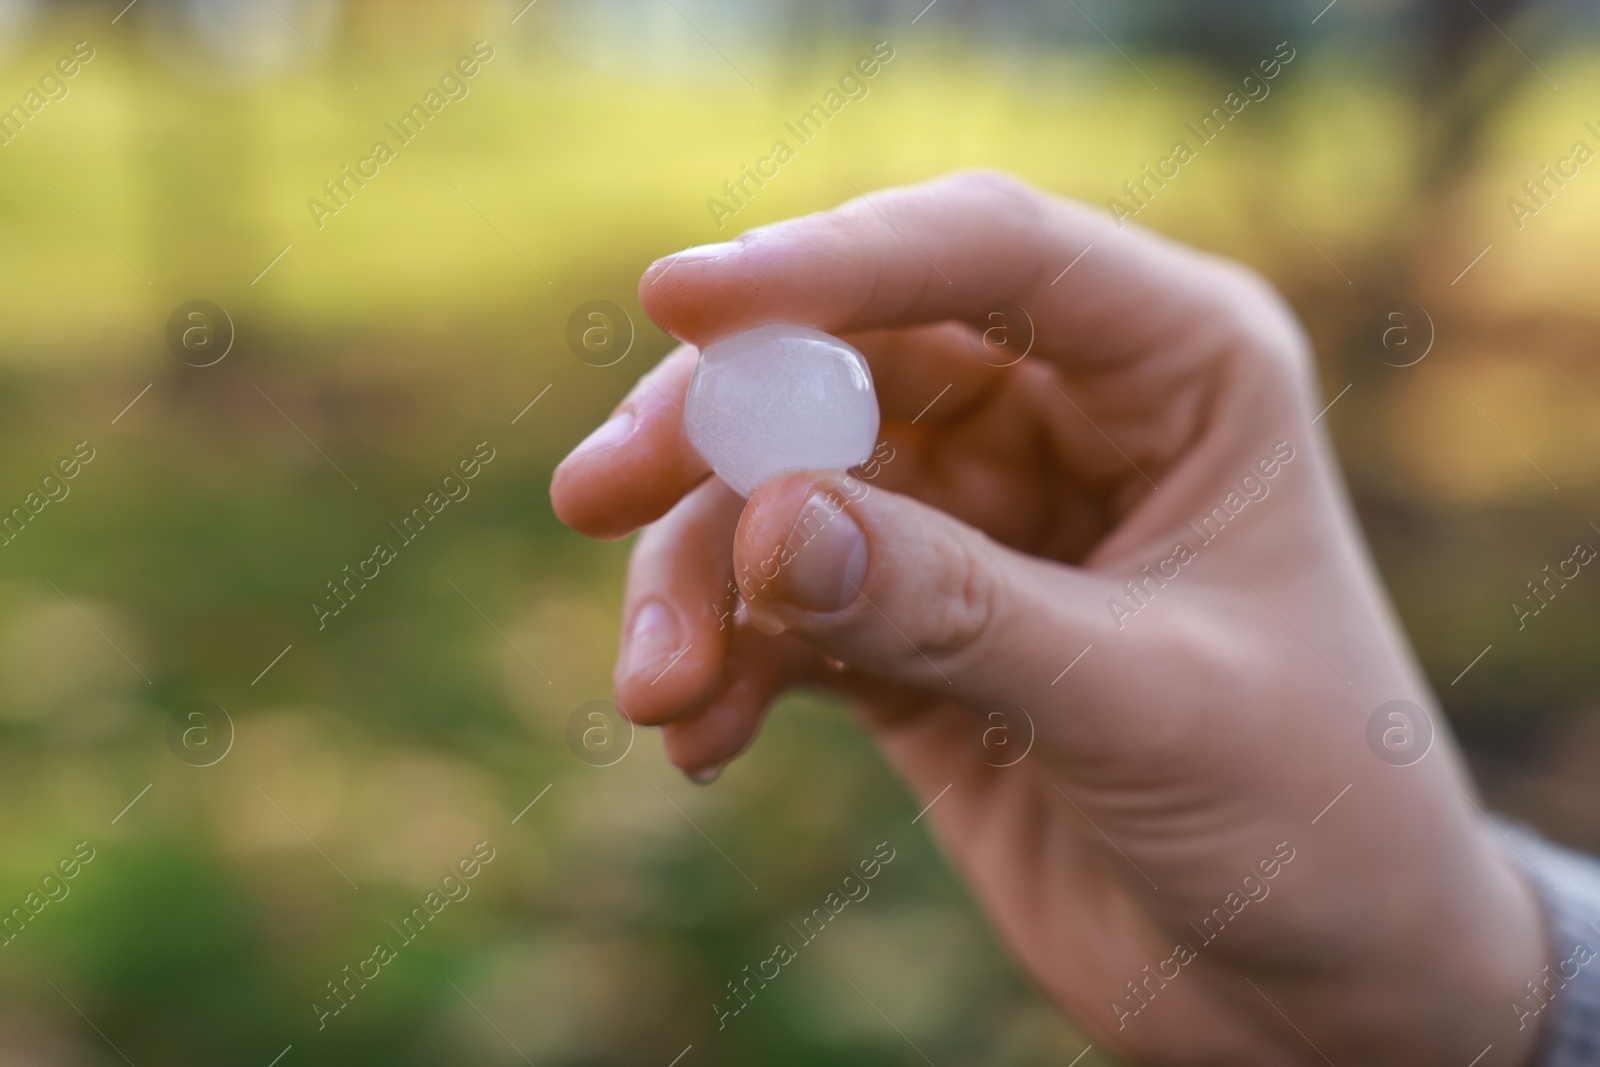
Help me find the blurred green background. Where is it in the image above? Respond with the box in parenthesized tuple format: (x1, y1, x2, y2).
(0, 0, 1596, 1062)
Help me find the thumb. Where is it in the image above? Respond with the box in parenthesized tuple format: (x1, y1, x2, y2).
(733, 471, 1108, 706)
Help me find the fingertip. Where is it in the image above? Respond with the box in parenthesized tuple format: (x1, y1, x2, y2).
(548, 464, 636, 542)
(548, 460, 609, 539)
(639, 239, 753, 343)
(735, 472, 868, 616)
(661, 685, 770, 776)
(655, 624, 813, 778)
(613, 593, 729, 725)
(611, 476, 747, 728)
(737, 471, 839, 546)
(549, 407, 644, 539)
(548, 402, 713, 540)
(614, 642, 725, 728)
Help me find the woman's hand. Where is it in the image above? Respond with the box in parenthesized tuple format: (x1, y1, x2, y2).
(550, 172, 1546, 1065)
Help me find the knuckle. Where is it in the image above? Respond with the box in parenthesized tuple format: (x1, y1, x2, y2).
(945, 169, 1046, 224)
(945, 168, 1038, 202)
(915, 533, 1001, 666)
(852, 170, 1044, 228)
(1203, 259, 1313, 396)
(1219, 262, 1306, 356)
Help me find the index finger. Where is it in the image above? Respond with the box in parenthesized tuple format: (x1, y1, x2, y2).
(639, 170, 1290, 376)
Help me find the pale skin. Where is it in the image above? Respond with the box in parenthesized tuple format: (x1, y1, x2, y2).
(550, 172, 1550, 1065)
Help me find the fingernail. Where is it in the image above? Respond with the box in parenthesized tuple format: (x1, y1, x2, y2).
(623, 600, 682, 679)
(657, 241, 742, 268)
(746, 608, 786, 637)
(780, 492, 868, 612)
(687, 765, 723, 785)
(569, 411, 634, 462)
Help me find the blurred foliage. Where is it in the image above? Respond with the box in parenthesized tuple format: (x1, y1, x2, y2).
(0, 0, 1595, 1063)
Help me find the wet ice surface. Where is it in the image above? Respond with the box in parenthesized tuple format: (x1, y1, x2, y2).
(685, 324, 880, 498)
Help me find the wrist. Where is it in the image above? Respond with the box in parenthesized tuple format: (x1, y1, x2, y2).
(1489, 820, 1600, 1067)
(1368, 818, 1549, 1066)
(1284, 813, 1550, 1066)
(1464, 824, 1553, 1066)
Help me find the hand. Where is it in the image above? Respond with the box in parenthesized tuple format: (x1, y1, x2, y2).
(550, 172, 1546, 1065)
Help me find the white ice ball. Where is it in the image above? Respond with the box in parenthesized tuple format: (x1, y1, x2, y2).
(684, 324, 880, 498)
